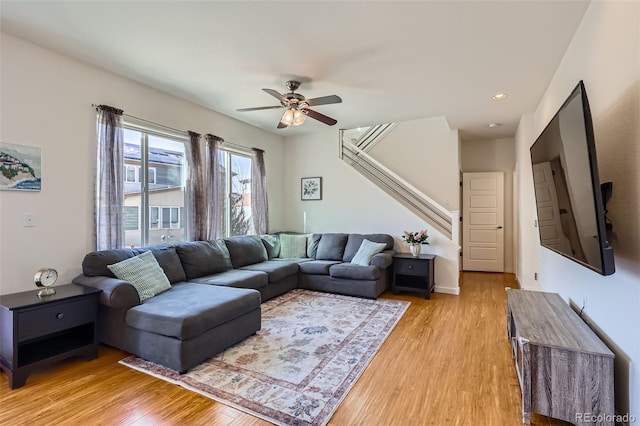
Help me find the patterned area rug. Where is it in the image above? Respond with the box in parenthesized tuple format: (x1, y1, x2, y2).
(120, 289, 409, 426)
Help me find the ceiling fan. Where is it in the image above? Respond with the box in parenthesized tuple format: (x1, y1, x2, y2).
(237, 80, 342, 129)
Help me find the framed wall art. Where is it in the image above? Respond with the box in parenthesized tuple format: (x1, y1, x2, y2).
(301, 177, 322, 201)
(0, 142, 41, 191)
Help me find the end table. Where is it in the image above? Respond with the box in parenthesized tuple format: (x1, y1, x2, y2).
(0, 284, 101, 389)
(392, 253, 435, 299)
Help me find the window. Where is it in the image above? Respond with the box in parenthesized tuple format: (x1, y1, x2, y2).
(124, 206, 139, 231)
(123, 125, 186, 248)
(125, 165, 136, 183)
(149, 207, 159, 230)
(219, 149, 253, 237)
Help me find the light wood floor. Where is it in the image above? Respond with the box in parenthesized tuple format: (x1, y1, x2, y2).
(0, 272, 570, 425)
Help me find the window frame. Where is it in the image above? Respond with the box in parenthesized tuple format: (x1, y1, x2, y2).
(123, 118, 188, 247)
(219, 148, 253, 237)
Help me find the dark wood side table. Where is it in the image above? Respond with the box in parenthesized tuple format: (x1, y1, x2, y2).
(392, 253, 435, 299)
(0, 284, 101, 389)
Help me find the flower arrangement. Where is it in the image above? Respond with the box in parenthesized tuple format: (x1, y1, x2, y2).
(402, 229, 430, 245)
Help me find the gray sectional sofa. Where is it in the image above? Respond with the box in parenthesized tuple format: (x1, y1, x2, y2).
(72, 233, 395, 372)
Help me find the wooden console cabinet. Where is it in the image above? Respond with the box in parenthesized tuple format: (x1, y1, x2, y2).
(506, 288, 615, 425)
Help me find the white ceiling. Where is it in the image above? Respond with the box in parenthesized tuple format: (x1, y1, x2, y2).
(1, 1, 590, 140)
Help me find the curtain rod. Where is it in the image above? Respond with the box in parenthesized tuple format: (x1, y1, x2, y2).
(92, 104, 256, 153)
(92, 104, 188, 136)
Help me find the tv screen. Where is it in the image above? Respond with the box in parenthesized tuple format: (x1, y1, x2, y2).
(530, 81, 615, 275)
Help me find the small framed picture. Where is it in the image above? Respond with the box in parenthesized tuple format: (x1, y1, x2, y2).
(301, 177, 322, 201)
(0, 142, 42, 191)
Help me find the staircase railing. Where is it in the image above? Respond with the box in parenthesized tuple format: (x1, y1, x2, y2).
(339, 131, 456, 240)
(348, 123, 397, 152)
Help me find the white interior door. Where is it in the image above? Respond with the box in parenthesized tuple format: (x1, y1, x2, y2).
(463, 172, 504, 272)
(532, 162, 571, 253)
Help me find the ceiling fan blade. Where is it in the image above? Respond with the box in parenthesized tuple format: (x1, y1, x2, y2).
(236, 105, 283, 112)
(263, 88, 287, 103)
(303, 108, 338, 126)
(305, 95, 342, 107)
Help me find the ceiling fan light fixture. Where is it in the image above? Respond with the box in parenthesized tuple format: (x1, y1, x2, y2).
(293, 109, 306, 126)
(282, 108, 294, 125)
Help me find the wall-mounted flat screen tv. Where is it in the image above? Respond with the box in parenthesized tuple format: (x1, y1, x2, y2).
(530, 81, 615, 276)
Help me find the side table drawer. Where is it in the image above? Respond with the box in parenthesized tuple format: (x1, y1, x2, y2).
(18, 297, 95, 341)
(394, 259, 429, 276)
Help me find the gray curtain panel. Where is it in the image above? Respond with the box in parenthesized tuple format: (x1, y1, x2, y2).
(251, 148, 269, 234)
(95, 105, 124, 250)
(186, 131, 207, 241)
(205, 134, 224, 240)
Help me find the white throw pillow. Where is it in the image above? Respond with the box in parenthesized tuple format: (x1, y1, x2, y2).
(107, 250, 171, 301)
(279, 234, 308, 258)
(350, 239, 388, 266)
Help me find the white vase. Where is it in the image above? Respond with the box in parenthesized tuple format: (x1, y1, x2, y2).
(409, 243, 421, 257)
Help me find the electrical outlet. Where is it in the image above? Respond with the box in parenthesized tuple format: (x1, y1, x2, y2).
(23, 213, 36, 227)
(534, 219, 538, 227)
(534, 272, 538, 280)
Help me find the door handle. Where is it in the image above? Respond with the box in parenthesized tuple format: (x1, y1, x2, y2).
(497, 226, 503, 229)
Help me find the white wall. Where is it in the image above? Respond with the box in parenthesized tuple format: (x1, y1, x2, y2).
(0, 33, 285, 295)
(369, 116, 460, 211)
(461, 138, 515, 273)
(283, 127, 460, 295)
(515, 1, 640, 417)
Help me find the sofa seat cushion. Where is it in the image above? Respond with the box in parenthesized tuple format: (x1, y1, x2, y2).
(274, 257, 313, 264)
(190, 269, 268, 290)
(126, 283, 260, 340)
(239, 261, 298, 283)
(329, 263, 382, 281)
(299, 260, 342, 275)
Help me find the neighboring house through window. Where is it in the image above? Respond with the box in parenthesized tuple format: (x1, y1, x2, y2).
(219, 148, 254, 237)
(123, 123, 186, 247)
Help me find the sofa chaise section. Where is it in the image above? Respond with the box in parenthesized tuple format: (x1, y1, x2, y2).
(73, 242, 263, 372)
(124, 283, 260, 372)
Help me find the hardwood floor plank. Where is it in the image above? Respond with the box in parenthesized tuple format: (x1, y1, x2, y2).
(0, 272, 569, 425)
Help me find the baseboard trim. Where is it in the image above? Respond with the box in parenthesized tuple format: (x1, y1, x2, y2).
(434, 286, 460, 296)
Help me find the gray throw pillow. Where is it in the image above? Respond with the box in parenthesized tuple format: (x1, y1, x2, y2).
(350, 239, 388, 266)
(107, 251, 171, 302)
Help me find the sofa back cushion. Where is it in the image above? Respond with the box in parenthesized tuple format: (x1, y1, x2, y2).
(82, 248, 137, 278)
(307, 234, 321, 259)
(134, 246, 186, 284)
(343, 234, 394, 262)
(225, 235, 268, 268)
(174, 240, 232, 280)
(316, 233, 349, 261)
(260, 234, 281, 259)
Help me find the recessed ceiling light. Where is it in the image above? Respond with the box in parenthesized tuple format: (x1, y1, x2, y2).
(492, 93, 508, 100)
(488, 123, 501, 128)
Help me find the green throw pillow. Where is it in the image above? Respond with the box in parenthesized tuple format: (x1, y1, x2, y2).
(107, 250, 171, 301)
(279, 234, 308, 258)
(350, 239, 388, 266)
